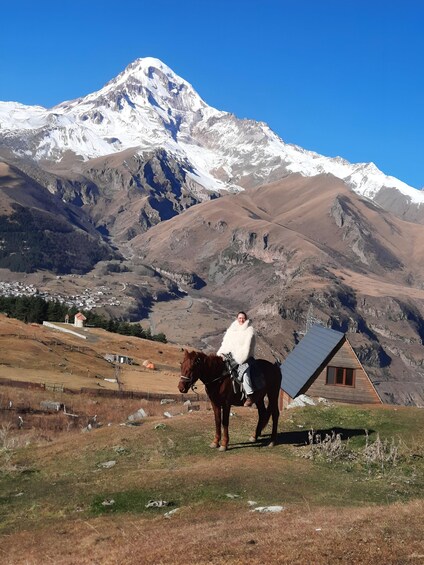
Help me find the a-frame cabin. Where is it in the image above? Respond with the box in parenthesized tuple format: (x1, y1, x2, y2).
(279, 325, 381, 409)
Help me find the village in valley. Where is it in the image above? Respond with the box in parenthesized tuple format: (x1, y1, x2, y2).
(0, 279, 122, 311)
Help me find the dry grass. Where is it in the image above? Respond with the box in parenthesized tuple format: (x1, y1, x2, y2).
(1, 500, 424, 564)
(0, 385, 209, 438)
(0, 404, 423, 563)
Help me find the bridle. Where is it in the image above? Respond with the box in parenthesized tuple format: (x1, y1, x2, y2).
(180, 353, 231, 392)
(180, 353, 202, 392)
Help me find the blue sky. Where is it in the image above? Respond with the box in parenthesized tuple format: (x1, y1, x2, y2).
(1, 0, 423, 188)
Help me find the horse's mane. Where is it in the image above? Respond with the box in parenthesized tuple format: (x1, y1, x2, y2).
(202, 351, 225, 370)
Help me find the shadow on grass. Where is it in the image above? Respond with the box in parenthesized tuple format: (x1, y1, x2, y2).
(277, 427, 372, 446)
(228, 427, 372, 450)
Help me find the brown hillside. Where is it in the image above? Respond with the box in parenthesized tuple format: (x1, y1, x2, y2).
(0, 314, 201, 395)
(132, 174, 424, 405)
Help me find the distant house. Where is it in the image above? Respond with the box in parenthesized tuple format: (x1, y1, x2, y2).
(74, 312, 87, 328)
(279, 325, 381, 409)
(104, 353, 133, 365)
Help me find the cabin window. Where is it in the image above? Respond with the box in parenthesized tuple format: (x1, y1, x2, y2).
(326, 366, 355, 387)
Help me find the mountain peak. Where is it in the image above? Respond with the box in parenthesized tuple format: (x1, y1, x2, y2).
(111, 57, 180, 87)
(125, 56, 174, 74)
(1, 57, 423, 208)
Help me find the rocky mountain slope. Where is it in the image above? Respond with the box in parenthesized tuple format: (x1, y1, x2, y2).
(133, 174, 424, 406)
(0, 162, 118, 273)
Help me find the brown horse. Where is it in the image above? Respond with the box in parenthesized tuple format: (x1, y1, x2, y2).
(178, 349, 282, 451)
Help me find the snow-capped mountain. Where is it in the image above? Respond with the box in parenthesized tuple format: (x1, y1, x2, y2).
(1, 56, 423, 209)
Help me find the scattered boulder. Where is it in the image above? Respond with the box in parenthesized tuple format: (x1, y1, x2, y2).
(145, 500, 173, 508)
(154, 423, 167, 430)
(251, 505, 285, 513)
(98, 460, 116, 469)
(287, 394, 316, 409)
(127, 408, 148, 422)
(164, 508, 179, 518)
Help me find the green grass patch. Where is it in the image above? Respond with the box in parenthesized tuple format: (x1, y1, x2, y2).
(1, 405, 424, 531)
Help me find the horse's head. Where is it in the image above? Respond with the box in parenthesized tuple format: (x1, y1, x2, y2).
(178, 349, 203, 393)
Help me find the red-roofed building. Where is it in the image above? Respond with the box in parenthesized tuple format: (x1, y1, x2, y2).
(74, 312, 87, 328)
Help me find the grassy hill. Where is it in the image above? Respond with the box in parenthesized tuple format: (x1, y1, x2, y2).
(1, 391, 424, 563)
(1, 315, 424, 563)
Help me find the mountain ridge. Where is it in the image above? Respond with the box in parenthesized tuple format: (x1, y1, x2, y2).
(1, 57, 423, 214)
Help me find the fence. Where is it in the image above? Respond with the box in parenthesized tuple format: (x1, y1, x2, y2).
(0, 377, 206, 402)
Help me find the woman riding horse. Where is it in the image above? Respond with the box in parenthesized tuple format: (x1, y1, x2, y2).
(217, 311, 256, 407)
(178, 348, 281, 451)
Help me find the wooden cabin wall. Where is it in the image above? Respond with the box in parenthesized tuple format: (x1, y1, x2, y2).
(304, 341, 381, 404)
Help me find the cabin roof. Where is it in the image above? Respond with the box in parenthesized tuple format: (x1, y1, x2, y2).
(280, 325, 345, 398)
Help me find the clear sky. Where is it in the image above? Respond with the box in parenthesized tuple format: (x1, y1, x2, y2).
(1, 0, 423, 188)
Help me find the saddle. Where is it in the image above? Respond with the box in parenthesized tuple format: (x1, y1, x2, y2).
(222, 353, 264, 394)
(222, 353, 240, 381)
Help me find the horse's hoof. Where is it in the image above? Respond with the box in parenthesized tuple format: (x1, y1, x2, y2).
(268, 441, 276, 448)
(210, 442, 219, 449)
(218, 445, 228, 452)
(249, 436, 257, 443)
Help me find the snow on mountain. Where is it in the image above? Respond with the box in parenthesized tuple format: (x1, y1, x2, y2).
(1, 57, 423, 205)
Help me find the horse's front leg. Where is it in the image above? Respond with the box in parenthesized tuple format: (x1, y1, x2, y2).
(219, 403, 231, 452)
(210, 403, 222, 448)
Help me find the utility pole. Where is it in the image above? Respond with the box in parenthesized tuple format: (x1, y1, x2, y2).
(114, 363, 122, 391)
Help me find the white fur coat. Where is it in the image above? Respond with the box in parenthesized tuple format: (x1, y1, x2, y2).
(216, 319, 256, 365)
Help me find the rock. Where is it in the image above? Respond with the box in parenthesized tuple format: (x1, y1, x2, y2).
(145, 500, 173, 508)
(287, 394, 316, 408)
(154, 423, 167, 430)
(164, 508, 179, 518)
(112, 445, 129, 455)
(127, 408, 148, 422)
(160, 398, 176, 405)
(98, 460, 116, 469)
(251, 505, 285, 513)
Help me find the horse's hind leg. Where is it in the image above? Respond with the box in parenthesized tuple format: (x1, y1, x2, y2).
(250, 398, 267, 443)
(269, 403, 280, 447)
